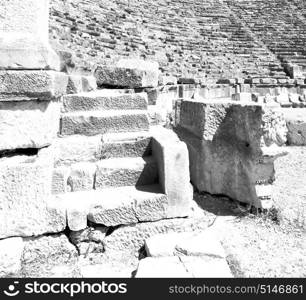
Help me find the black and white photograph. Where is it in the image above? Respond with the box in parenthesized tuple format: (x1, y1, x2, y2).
(0, 0, 305, 298)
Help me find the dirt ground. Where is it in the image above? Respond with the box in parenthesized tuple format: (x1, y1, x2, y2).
(194, 146, 306, 277)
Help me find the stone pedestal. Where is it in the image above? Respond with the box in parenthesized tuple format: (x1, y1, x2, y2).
(0, 0, 60, 70)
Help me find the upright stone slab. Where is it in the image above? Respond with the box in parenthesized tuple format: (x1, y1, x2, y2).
(0, 0, 60, 70)
(176, 100, 286, 208)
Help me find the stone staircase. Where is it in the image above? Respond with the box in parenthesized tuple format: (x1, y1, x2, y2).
(52, 88, 192, 232)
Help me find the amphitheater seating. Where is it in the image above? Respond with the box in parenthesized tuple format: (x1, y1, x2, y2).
(50, 0, 306, 81)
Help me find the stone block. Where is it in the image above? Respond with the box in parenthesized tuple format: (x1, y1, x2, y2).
(0, 71, 68, 101)
(232, 92, 252, 102)
(66, 75, 83, 94)
(60, 110, 149, 136)
(21, 234, 78, 277)
(176, 100, 285, 208)
(0, 0, 60, 70)
(0, 237, 24, 277)
(103, 216, 210, 255)
(95, 157, 158, 189)
(54, 135, 101, 166)
(55, 192, 90, 231)
(151, 127, 193, 217)
(94, 59, 159, 88)
(0, 100, 60, 151)
(0, 149, 66, 238)
(88, 185, 168, 226)
(62, 91, 148, 112)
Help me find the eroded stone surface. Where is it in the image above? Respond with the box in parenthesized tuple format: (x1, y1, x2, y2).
(0, 71, 67, 101)
(0, 100, 60, 151)
(103, 216, 211, 256)
(0, 237, 24, 277)
(0, 0, 60, 70)
(0, 150, 66, 238)
(95, 59, 159, 88)
(176, 100, 286, 207)
(21, 234, 78, 277)
(282, 108, 306, 145)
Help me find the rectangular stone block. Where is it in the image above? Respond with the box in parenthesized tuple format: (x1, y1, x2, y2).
(0, 0, 60, 70)
(62, 91, 148, 112)
(0, 100, 60, 151)
(177, 100, 271, 207)
(94, 59, 159, 88)
(151, 127, 193, 218)
(60, 110, 149, 136)
(0, 149, 66, 238)
(0, 71, 68, 101)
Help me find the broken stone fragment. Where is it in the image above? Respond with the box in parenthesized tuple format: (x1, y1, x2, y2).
(94, 59, 159, 88)
(282, 108, 306, 145)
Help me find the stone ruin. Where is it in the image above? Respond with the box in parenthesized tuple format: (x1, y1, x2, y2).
(0, 0, 305, 278)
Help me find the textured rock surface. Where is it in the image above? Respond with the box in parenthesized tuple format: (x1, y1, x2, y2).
(21, 234, 78, 277)
(0, 71, 67, 101)
(88, 185, 168, 226)
(176, 100, 286, 207)
(282, 108, 306, 145)
(0, 237, 24, 277)
(0, 100, 60, 151)
(0, 150, 66, 238)
(152, 127, 193, 217)
(95, 157, 158, 188)
(60, 110, 149, 136)
(62, 91, 148, 112)
(103, 215, 211, 255)
(0, 0, 60, 70)
(95, 59, 159, 88)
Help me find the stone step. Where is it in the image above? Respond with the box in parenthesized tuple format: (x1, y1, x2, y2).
(52, 156, 158, 194)
(54, 131, 152, 166)
(55, 184, 168, 230)
(60, 110, 149, 136)
(62, 91, 148, 112)
(100, 131, 152, 159)
(95, 156, 158, 189)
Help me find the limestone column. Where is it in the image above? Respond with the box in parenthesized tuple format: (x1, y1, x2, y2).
(0, 0, 60, 70)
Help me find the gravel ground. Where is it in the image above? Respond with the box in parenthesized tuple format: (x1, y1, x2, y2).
(273, 146, 306, 230)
